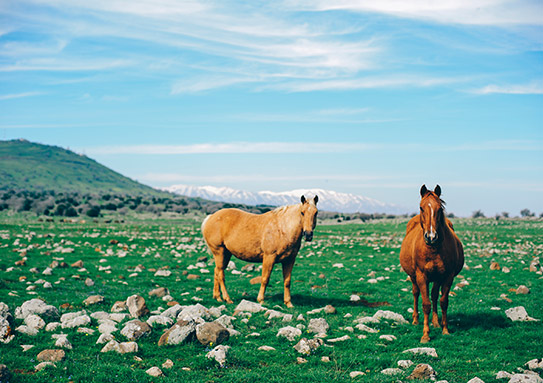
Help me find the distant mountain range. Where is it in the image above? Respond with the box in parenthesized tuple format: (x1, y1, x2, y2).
(165, 184, 409, 214)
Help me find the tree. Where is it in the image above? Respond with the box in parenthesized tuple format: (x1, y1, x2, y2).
(520, 209, 535, 217)
(472, 210, 485, 218)
(501, 212, 509, 218)
(86, 206, 101, 218)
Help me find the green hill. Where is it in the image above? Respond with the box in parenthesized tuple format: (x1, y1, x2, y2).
(0, 139, 164, 195)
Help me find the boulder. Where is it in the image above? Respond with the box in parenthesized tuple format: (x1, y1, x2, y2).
(277, 326, 302, 341)
(121, 320, 152, 341)
(206, 345, 230, 367)
(146, 367, 164, 377)
(177, 304, 210, 322)
(15, 299, 59, 320)
(308, 318, 329, 335)
(196, 322, 229, 346)
(37, 349, 65, 362)
(126, 295, 149, 318)
(158, 320, 197, 346)
(234, 300, 264, 314)
(505, 307, 539, 322)
(407, 363, 437, 380)
(294, 338, 323, 355)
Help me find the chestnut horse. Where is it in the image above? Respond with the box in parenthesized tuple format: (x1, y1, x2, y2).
(201, 195, 318, 308)
(400, 185, 464, 343)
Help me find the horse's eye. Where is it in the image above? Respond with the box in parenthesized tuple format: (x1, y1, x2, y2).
(420, 207, 424, 212)
(301, 212, 305, 216)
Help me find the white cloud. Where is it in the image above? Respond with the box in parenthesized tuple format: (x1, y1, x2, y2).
(472, 81, 543, 95)
(294, 0, 543, 26)
(0, 91, 43, 100)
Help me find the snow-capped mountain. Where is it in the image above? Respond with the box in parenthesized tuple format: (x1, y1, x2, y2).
(164, 184, 408, 214)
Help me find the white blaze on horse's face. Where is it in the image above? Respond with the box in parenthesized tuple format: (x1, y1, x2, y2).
(419, 185, 443, 246)
(300, 195, 318, 242)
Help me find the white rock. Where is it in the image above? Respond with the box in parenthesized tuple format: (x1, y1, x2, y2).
(154, 270, 171, 277)
(355, 324, 378, 333)
(45, 322, 61, 332)
(15, 299, 59, 320)
(308, 318, 329, 335)
(109, 313, 128, 323)
(146, 367, 164, 377)
(90, 311, 110, 321)
(177, 303, 210, 322)
(508, 374, 543, 383)
(526, 359, 543, 370)
(35, 361, 56, 371)
(327, 335, 351, 343)
(147, 315, 173, 327)
(161, 304, 184, 319)
(497, 371, 513, 379)
(277, 326, 302, 341)
(350, 371, 365, 378)
(379, 335, 397, 341)
(16, 325, 38, 336)
(403, 347, 438, 358)
(62, 314, 91, 329)
(467, 378, 485, 383)
(25, 314, 45, 330)
(258, 345, 276, 351)
(206, 345, 230, 367)
(398, 360, 414, 369)
(381, 368, 402, 375)
(96, 333, 115, 344)
(53, 334, 73, 349)
(350, 295, 361, 302)
(373, 310, 408, 324)
(234, 300, 264, 313)
(505, 307, 539, 322)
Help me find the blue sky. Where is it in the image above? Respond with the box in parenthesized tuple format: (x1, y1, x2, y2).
(1, 0, 542, 216)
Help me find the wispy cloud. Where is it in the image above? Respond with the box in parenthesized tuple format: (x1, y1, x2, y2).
(0, 91, 43, 101)
(294, 0, 543, 26)
(472, 81, 543, 95)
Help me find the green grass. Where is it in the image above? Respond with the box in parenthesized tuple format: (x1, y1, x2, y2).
(1, 214, 542, 382)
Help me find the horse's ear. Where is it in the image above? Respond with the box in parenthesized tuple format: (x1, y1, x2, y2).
(313, 195, 318, 204)
(434, 185, 441, 197)
(420, 184, 428, 197)
(301, 195, 306, 204)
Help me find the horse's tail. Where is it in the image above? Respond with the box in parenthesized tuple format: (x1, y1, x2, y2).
(201, 215, 211, 234)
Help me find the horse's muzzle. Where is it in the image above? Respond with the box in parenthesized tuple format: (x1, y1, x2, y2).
(424, 232, 439, 246)
(303, 231, 313, 242)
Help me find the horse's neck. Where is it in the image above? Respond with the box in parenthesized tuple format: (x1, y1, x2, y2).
(276, 205, 303, 240)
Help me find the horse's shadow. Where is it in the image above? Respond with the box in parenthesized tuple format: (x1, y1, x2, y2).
(263, 293, 391, 309)
(448, 312, 511, 331)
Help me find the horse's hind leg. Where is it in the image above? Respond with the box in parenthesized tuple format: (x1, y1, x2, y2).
(440, 276, 454, 335)
(411, 277, 420, 325)
(416, 270, 431, 343)
(431, 282, 441, 328)
(211, 246, 233, 304)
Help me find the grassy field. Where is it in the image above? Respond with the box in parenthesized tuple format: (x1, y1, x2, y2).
(1, 213, 542, 382)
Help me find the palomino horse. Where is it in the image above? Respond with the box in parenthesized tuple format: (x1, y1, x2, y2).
(201, 195, 318, 308)
(400, 185, 464, 343)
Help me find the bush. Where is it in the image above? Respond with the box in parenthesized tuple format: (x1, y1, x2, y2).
(86, 206, 101, 218)
(520, 209, 535, 217)
(472, 210, 485, 218)
(65, 206, 78, 217)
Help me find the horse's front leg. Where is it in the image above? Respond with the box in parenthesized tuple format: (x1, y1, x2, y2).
(257, 254, 276, 304)
(281, 257, 296, 308)
(416, 270, 431, 343)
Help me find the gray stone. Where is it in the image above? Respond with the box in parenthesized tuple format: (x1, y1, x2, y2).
(505, 307, 539, 322)
(234, 299, 264, 313)
(526, 359, 543, 370)
(15, 299, 59, 320)
(147, 315, 173, 327)
(149, 287, 169, 298)
(294, 337, 323, 355)
(206, 345, 230, 367)
(111, 301, 127, 313)
(177, 304, 210, 322)
(98, 322, 118, 335)
(146, 367, 164, 377)
(37, 349, 65, 362)
(52, 334, 72, 349)
(61, 314, 91, 329)
(25, 314, 45, 330)
(355, 323, 379, 333)
(403, 347, 438, 358)
(90, 311, 110, 321)
(100, 340, 138, 354)
(126, 295, 150, 318)
(35, 362, 56, 371)
(196, 322, 229, 346)
(381, 368, 403, 375)
(308, 318, 329, 335)
(121, 319, 152, 340)
(162, 359, 174, 369)
(161, 304, 184, 319)
(373, 310, 409, 324)
(350, 371, 365, 378)
(158, 320, 197, 346)
(467, 378, 485, 383)
(407, 363, 436, 380)
(277, 326, 302, 341)
(0, 317, 14, 343)
(508, 374, 543, 383)
(327, 335, 351, 343)
(96, 333, 115, 344)
(0, 302, 13, 322)
(83, 295, 104, 306)
(497, 371, 513, 379)
(16, 325, 39, 336)
(45, 322, 61, 332)
(398, 360, 414, 369)
(258, 345, 276, 351)
(214, 315, 235, 329)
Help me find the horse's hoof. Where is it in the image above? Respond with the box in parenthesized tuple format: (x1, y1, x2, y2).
(225, 299, 234, 304)
(442, 328, 450, 335)
(412, 319, 419, 325)
(285, 302, 294, 308)
(420, 336, 430, 343)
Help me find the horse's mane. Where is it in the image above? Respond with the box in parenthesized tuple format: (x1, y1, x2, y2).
(271, 204, 297, 216)
(422, 192, 446, 210)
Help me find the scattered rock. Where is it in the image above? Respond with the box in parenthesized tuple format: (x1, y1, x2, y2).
(45, 322, 61, 332)
(250, 276, 262, 285)
(162, 359, 174, 369)
(355, 324, 379, 333)
(324, 305, 336, 314)
(467, 378, 485, 383)
(37, 349, 65, 362)
(373, 310, 409, 324)
(158, 320, 197, 346)
(16, 325, 38, 336)
(25, 314, 45, 330)
(277, 326, 302, 341)
(35, 361, 56, 371)
(83, 295, 104, 306)
(100, 340, 138, 354)
(126, 295, 150, 318)
(52, 334, 73, 349)
(85, 278, 94, 287)
(379, 335, 397, 342)
(234, 300, 264, 314)
(526, 359, 543, 370)
(161, 304, 184, 319)
(516, 286, 530, 295)
(155, 270, 171, 277)
(258, 345, 276, 351)
(297, 357, 308, 364)
(321, 356, 331, 363)
(177, 304, 210, 322)
(206, 345, 230, 367)
(149, 287, 169, 298)
(490, 262, 501, 270)
(196, 322, 229, 346)
(294, 337, 323, 355)
(146, 367, 164, 377)
(71, 260, 84, 268)
(382, 368, 403, 375)
(407, 363, 436, 380)
(508, 374, 543, 383)
(147, 315, 173, 327)
(398, 360, 414, 369)
(308, 318, 329, 335)
(15, 299, 59, 320)
(505, 307, 539, 322)
(111, 301, 127, 313)
(327, 335, 351, 343)
(350, 371, 366, 378)
(403, 347, 438, 358)
(121, 320, 152, 340)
